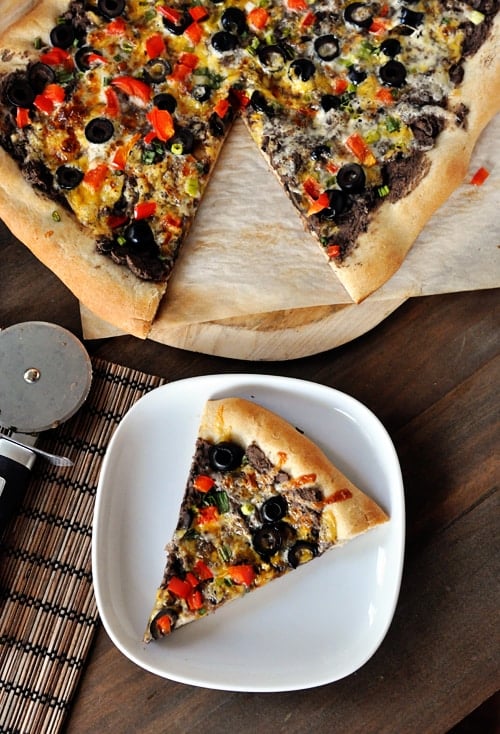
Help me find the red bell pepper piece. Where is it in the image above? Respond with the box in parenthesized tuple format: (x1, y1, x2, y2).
(146, 107, 175, 142)
(83, 164, 109, 190)
(189, 5, 209, 22)
(332, 77, 348, 95)
(213, 97, 230, 119)
(227, 564, 256, 586)
(196, 506, 219, 525)
(134, 201, 157, 220)
(303, 176, 321, 200)
(146, 33, 166, 59)
(185, 571, 200, 589)
(301, 10, 316, 27)
(307, 191, 330, 216)
(40, 47, 73, 69)
(104, 87, 120, 117)
(179, 52, 199, 69)
(106, 17, 127, 35)
(16, 107, 30, 128)
(33, 94, 54, 114)
(157, 6, 182, 23)
(248, 7, 269, 29)
(193, 559, 213, 581)
(470, 166, 489, 186)
(112, 76, 151, 104)
(326, 244, 341, 259)
(375, 87, 394, 106)
(167, 576, 192, 599)
(345, 132, 376, 166)
(193, 474, 216, 493)
(185, 21, 203, 45)
(286, 0, 308, 10)
(156, 614, 172, 635)
(187, 589, 204, 611)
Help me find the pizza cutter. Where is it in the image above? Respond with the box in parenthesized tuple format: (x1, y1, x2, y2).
(0, 321, 92, 532)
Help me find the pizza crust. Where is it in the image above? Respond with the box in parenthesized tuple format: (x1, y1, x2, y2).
(330, 13, 500, 303)
(199, 397, 389, 541)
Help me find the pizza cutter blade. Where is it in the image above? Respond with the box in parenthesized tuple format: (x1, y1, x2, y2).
(0, 321, 92, 532)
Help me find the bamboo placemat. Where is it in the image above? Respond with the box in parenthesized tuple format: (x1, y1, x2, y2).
(0, 357, 166, 734)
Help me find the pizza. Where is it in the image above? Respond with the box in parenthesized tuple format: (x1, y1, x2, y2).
(0, 1, 498, 337)
(144, 397, 388, 641)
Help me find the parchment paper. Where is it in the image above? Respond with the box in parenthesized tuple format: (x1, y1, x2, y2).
(151, 113, 499, 327)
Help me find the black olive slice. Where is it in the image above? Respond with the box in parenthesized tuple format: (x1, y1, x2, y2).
(320, 189, 349, 220)
(49, 23, 76, 49)
(336, 163, 366, 193)
(320, 94, 342, 112)
(28, 62, 56, 93)
(288, 541, 318, 568)
(380, 38, 401, 58)
(221, 7, 247, 35)
(168, 126, 195, 154)
(211, 30, 239, 53)
(192, 84, 211, 102)
(348, 66, 367, 85)
(400, 7, 424, 31)
(261, 495, 288, 523)
(250, 90, 275, 117)
(153, 93, 177, 112)
(289, 58, 315, 82)
(74, 47, 99, 72)
(448, 62, 464, 86)
(6, 78, 35, 108)
(97, 0, 125, 18)
(55, 165, 84, 190)
(344, 2, 373, 28)
(209, 441, 244, 471)
(144, 58, 171, 84)
(379, 60, 406, 87)
(149, 608, 178, 639)
(252, 525, 283, 557)
(314, 34, 340, 62)
(124, 220, 156, 250)
(85, 117, 114, 143)
(257, 44, 287, 72)
(311, 143, 330, 160)
(163, 11, 191, 35)
(208, 112, 225, 137)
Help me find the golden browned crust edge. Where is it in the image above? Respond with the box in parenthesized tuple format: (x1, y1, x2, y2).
(200, 397, 389, 541)
(331, 15, 500, 303)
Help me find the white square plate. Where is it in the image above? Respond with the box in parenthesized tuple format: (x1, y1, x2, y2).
(92, 374, 405, 691)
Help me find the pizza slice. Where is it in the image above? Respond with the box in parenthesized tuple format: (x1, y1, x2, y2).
(0, 0, 240, 337)
(239, 0, 500, 302)
(144, 397, 388, 641)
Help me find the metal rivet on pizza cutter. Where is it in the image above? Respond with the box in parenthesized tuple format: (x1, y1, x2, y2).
(0, 321, 92, 532)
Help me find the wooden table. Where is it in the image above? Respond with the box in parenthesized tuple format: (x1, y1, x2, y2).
(1, 222, 498, 734)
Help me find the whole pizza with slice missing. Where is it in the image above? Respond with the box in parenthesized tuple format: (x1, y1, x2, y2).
(0, 1, 498, 337)
(144, 397, 388, 641)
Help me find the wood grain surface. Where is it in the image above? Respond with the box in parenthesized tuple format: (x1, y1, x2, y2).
(1, 221, 499, 734)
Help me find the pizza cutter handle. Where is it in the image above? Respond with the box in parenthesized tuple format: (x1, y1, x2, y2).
(0, 440, 36, 533)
